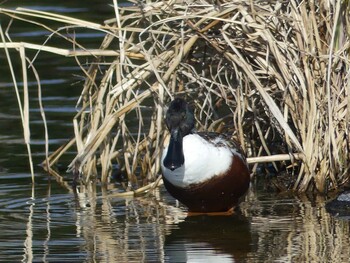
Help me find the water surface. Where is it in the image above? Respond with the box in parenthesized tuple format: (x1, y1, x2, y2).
(1, 1, 350, 262)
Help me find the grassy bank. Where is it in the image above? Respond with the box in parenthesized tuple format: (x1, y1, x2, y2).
(1, 0, 349, 193)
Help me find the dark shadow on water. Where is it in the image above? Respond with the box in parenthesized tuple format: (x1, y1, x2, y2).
(164, 212, 253, 262)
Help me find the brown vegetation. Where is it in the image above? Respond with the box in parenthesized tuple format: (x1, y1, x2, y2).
(1, 0, 349, 193)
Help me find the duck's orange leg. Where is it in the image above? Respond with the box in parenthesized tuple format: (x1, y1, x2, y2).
(187, 207, 235, 217)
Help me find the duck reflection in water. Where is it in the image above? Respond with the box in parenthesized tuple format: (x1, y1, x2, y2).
(164, 213, 253, 262)
(161, 98, 250, 213)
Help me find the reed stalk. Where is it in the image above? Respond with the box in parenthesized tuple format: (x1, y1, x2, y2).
(1, 0, 349, 192)
(0, 24, 35, 183)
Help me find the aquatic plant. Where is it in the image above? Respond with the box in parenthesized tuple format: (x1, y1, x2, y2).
(0, 0, 349, 193)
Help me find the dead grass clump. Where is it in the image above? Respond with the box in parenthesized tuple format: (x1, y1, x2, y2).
(1, 0, 349, 193)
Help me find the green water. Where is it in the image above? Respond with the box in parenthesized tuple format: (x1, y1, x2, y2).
(0, 1, 350, 262)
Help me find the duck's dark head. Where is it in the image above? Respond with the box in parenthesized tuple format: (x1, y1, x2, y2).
(165, 98, 194, 137)
(163, 98, 194, 171)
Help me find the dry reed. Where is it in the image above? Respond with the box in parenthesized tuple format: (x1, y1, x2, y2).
(0, 24, 35, 183)
(1, 0, 349, 193)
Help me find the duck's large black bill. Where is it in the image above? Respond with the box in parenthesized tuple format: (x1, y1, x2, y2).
(163, 128, 184, 171)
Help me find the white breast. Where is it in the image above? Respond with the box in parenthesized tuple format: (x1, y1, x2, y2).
(161, 134, 235, 188)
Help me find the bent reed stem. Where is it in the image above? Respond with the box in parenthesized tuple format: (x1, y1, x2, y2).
(1, 1, 349, 193)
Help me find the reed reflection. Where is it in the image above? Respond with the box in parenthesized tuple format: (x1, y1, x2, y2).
(73, 185, 184, 262)
(244, 191, 350, 262)
(72, 184, 350, 263)
(23, 184, 35, 263)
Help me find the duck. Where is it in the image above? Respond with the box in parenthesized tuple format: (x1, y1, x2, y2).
(161, 97, 250, 213)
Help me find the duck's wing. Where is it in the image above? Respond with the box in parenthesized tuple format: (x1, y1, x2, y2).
(196, 132, 246, 158)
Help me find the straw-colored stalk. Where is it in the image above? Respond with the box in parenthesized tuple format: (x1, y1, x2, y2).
(0, 24, 35, 183)
(1, 1, 349, 192)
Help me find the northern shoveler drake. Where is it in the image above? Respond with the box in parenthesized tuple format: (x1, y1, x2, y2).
(161, 98, 250, 213)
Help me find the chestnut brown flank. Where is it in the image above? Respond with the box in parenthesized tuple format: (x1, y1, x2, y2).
(162, 155, 250, 212)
